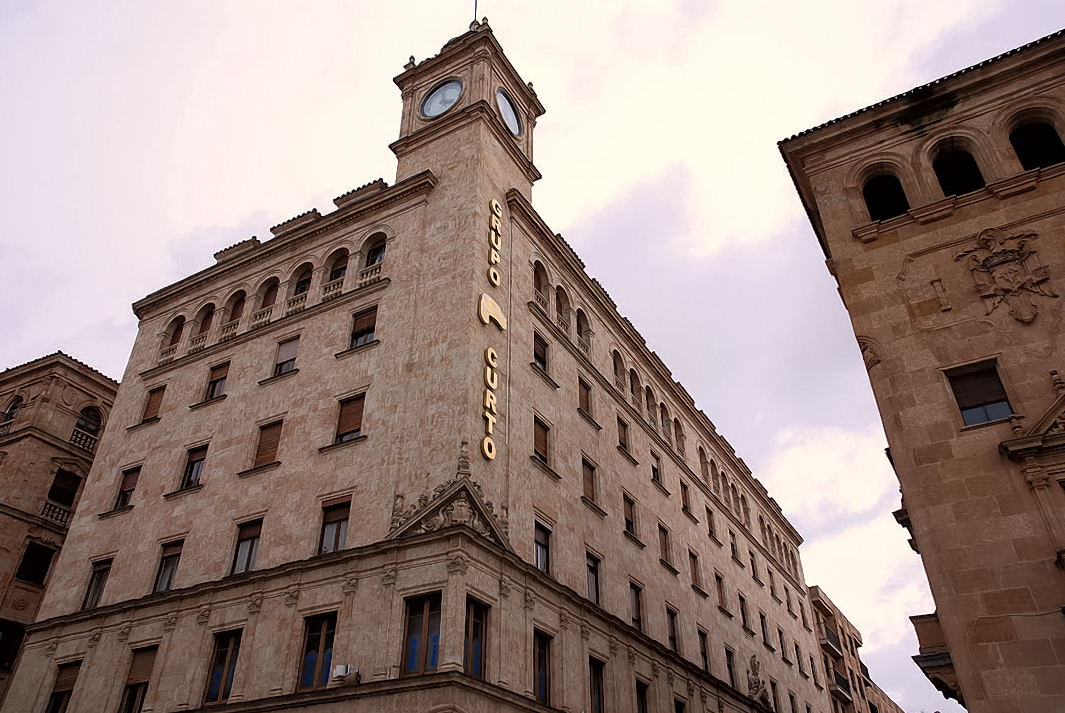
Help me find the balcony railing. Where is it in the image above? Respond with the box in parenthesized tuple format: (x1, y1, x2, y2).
(648, 414, 657, 430)
(188, 333, 208, 353)
(556, 311, 570, 335)
(321, 278, 344, 301)
(577, 333, 590, 354)
(251, 306, 274, 329)
(70, 428, 98, 453)
(631, 394, 642, 412)
(829, 668, 852, 702)
(614, 376, 626, 391)
(286, 293, 308, 316)
(39, 499, 72, 527)
(357, 264, 382, 287)
(533, 290, 548, 312)
(158, 344, 177, 364)
(218, 320, 239, 341)
(821, 624, 844, 658)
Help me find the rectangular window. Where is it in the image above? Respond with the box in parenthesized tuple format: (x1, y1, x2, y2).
(729, 530, 739, 560)
(658, 524, 672, 564)
(578, 377, 592, 414)
(119, 646, 157, 713)
(274, 337, 299, 376)
(114, 467, 140, 510)
(253, 421, 283, 467)
(586, 552, 601, 605)
(739, 594, 750, 629)
(629, 581, 643, 631)
(650, 453, 662, 483)
(617, 416, 629, 452)
(635, 679, 650, 713)
(298, 612, 336, 689)
(680, 481, 691, 512)
(760, 612, 770, 645)
(795, 644, 803, 673)
(786, 587, 793, 613)
(231, 520, 262, 574)
(666, 607, 680, 652)
(698, 630, 710, 672)
(769, 568, 778, 599)
(16, 542, 56, 586)
(705, 506, 716, 538)
(464, 598, 489, 680)
(403, 593, 441, 676)
(947, 361, 1013, 426)
(350, 307, 377, 348)
(533, 417, 550, 464)
(589, 657, 605, 713)
(623, 494, 637, 535)
(204, 629, 242, 703)
(799, 602, 808, 628)
(810, 655, 819, 686)
(749, 551, 759, 580)
(204, 362, 228, 400)
(582, 459, 597, 502)
(675, 700, 686, 713)
(153, 541, 182, 593)
(778, 628, 788, 660)
(533, 630, 552, 704)
(335, 394, 365, 442)
(534, 522, 551, 574)
(533, 333, 548, 371)
(771, 681, 780, 711)
(724, 647, 736, 688)
(688, 551, 701, 589)
(181, 446, 208, 489)
(319, 499, 350, 554)
(81, 558, 112, 610)
(47, 469, 80, 508)
(142, 386, 165, 421)
(715, 573, 727, 609)
(46, 660, 81, 713)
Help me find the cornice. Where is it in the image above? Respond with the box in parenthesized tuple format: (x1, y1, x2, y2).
(0, 351, 119, 392)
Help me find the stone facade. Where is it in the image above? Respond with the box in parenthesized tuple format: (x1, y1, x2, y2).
(781, 29, 1065, 713)
(5, 21, 903, 713)
(0, 352, 117, 702)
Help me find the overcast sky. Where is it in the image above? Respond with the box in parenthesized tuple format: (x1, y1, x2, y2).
(3, 2, 1064, 710)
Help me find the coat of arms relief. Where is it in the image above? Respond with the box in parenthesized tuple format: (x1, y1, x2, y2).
(954, 228, 1058, 324)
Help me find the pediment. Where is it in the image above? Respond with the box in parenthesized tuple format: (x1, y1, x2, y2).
(1000, 384, 1065, 459)
(1023, 390, 1065, 438)
(388, 475, 511, 552)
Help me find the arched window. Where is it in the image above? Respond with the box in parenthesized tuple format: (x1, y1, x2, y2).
(327, 250, 349, 282)
(759, 516, 767, 543)
(196, 305, 215, 335)
(629, 370, 641, 409)
(533, 262, 549, 299)
(3, 397, 22, 423)
(673, 418, 685, 454)
(711, 460, 720, 493)
(612, 351, 625, 389)
(645, 387, 656, 427)
(1010, 121, 1065, 170)
(698, 447, 709, 483)
(75, 406, 102, 436)
(260, 279, 280, 309)
(659, 404, 670, 444)
(292, 265, 313, 296)
(555, 286, 571, 333)
(730, 484, 739, 513)
(225, 292, 246, 324)
(364, 233, 387, 267)
(862, 174, 909, 221)
(575, 309, 591, 349)
(932, 143, 985, 196)
(166, 316, 185, 347)
(740, 494, 750, 527)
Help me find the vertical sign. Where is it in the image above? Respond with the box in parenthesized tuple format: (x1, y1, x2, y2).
(478, 199, 507, 459)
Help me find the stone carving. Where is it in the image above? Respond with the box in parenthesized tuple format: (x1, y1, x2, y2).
(87, 630, 101, 648)
(117, 622, 132, 641)
(559, 611, 571, 630)
(651, 661, 659, 679)
(666, 669, 675, 685)
(388, 474, 511, 550)
(382, 567, 398, 588)
(342, 576, 359, 594)
(44, 640, 58, 658)
(747, 655, 770, 705)
(523, 589, 535, 611)
(579, 623, 589, 641)
(609, 636, 619, 655)
(248, 594, 264, 615)
(163, 613, 177, 631)
(12, 598, 27, 611)
(284, 588, 300, 606)
(457, 439, 471, 475)
(498, 576, 510, 597)
(954, 228, 1057, 324)
(855, 336, 881, 370)
(196, 607, 211, 625)
(627, 645, 636, 665)
(446, 552, 469, 574)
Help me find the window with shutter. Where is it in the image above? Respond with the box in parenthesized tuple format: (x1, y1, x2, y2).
(47, 469, 80, 508)
(119, 646, 157, 713)
(533, 418, 549, 464)
(946, 362, 1013, 425)
(533, 334, 548, 371)
(658, 525, 671, 564)
(82, 558, 112, 610)
(578, 378, 592, 414)
(142, 386, 165, 421)
(261, 283, 278, 308)
(335, 395, 365, 442)
(274, 338, 299, 376)
(350, 307, 377, 348)
(582, 459, 596, 502)
(623, 494, 636, 535)
(46, 660, 81, 713)
(204, 363, 229, 400)
(617, 417, 629, 451)
(197, 308, 214, 335)
(253, 421, 283, 467)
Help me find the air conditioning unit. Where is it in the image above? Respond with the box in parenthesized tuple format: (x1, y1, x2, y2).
(333, 664, 351, 678)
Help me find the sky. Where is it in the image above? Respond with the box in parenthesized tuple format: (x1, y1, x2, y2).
(2, 1, 1064, 710)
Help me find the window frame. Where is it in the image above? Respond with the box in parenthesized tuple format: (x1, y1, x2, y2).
(298, 612, 337, 690)
(203, 628, 242, 704)
(533, 629, 552, 705)
(153, 540, 183, 593)
(350, 306, 378, 349)
(319, 500, 350, 555)
(82, 558, 112, 610)
(534, 521, 551, 574)
(585, 551, 601, 605)
(230, 520, 262, 575)
(274, 337, 299, 376)
(180, 446, 208, 490)
(402, 592, 442, 677)
(463, 597, 489, 680)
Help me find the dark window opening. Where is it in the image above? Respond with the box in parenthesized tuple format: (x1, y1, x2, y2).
(15, 542, 55, 585)
(464, 597, 489, 680)
(586, 552, 601, 605)
(862, 174, 909, 221)
(933, 148, 985, 196)
(82, 558, 112, 610)
(666, 607, 680, 652)
(119, 647, 157, 713)
(534, 522, 551, 574)
(47, 469, 81, 508)
(629, 581, 643, 631)
(589, 657, 605, 713)
(204, 363, 228, 400)
(533, 630, 552, 704)
(1010, 121, 1065, 170)
(45, 660, 80, 713)
(533, 417, 550, 464)
(299, 613, 336, 690)
(533, 333, 548, 371)
(0, 619, 26, 673)
(350, 307, 377, 348)
(274, 338, 299, 376)
(947, 362, 1013, 426)
(403, 593, 441, 676)
(204, 630, 242, 703)
(319, 500, 350, 554)
(153, 541, 182, 593)
(231, 520, 262, 575)
(293, 272, 312, 295)
(74, 407, 102, 436)
(114, 467, 140, 510)
(181, 446, 207, 489)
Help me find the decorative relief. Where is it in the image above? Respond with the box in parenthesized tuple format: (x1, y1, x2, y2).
(196, 607, 211, 625)
(44, 640, 58, 658)
(284, 588, 300, 606)
(855, 336, 881, 370)
(954, 228, 1057, 324)
(163, 613, 177, 631)
(559, 612, 571, 630)
(12, 598, 27, 611)
(247, 594, 264, 615)
(342, 576, 359, 595)
(609, 636, 619, 656)
(382, 567, 398, 588)
(446, 552, 469, 575)
(627, 645, 636, 665)
(579, 623, 589, 641)
(666, 669, 675, 686)
(388, 471, 511, 550)
(523, 589, 535, 611)
(498, 576, 510, 598)
(117, 622, 132, 641)
(87, 630, 101, 648)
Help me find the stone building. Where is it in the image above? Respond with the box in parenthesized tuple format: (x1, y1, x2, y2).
(0, 352, 117, 701)
(781, 28, 1065, 713)
(5, 22, 904, 713)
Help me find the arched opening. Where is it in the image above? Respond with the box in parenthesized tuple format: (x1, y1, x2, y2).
(932, 143, 985, 196)
(659, 404, 670, 444)
(224, 292, 246, 325)
(730, 484, 739, 513)
(612, 351, 625, 389)
(74, 406, 102, 436)
(575, 309, 591, 351)
(673, 418, 684, 453)
(555, 286, 571, 333)
(698, 447, 709, 482)
(259, 279, 280, 310)
(1010, 120, 1065, 170)
(740, 494, 750, 527)
(291, 264, 314, 296)
(364, 233, 387, 268)
(3, 397, 23, 423)
(759, 516, 767, 543)
(862, 174, 909, 221)
(629, 369, 641, 409)
(166, 316, 185, 347)
(195, 304, 216, 335)
(327, 250, 350, 283)
(533, 261, 550, 306)
(711, 460, 720, 492)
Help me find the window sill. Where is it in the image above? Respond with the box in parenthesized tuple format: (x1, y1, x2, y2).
(335, 339, 380, 360)
(623, 530, 646, 549)
(126, 417, 159, 433)
(691, 584, 708, 598)
(651, 479, 671, 498)
(580, 496, 607, 518)
(189, 394, 227, 410)
(97, 505, 133, 519)
(771, 593, 782, 604)
(788, 610, 798, 619)
(803, 623, 813, 632)
(259, 368, 300, 386)
(742, 625, 756, 638)
(163, 483, 204, 500)
(731, 556, 746, 568)
(753, 575, 764, 586)
(617, 445, 639, 466)
(800, 670, 810, 679)
(530, 455, 562, 481)
(763, 642, 776, 653)
(782, 658, 793, 667)
(682, 508, 699, 525)
(237, 461, 281, 478)
(709, 533, 723, 547)
(318, 435, 367, 454)
(577, 408, 602, 431)
(959, 415, 1013, 432)
(717, 605, 734, 618)
(659, 558, 679, 575)
(530, 363, 560, 390)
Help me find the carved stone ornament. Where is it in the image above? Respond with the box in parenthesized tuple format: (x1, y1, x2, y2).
(747, 654, 771, 705)
(163, 613, 177, 631)
(580, 623, 590, 641)
(856, 336, 881, 370)
(87, 630, 101, 648)
(388, 472, 512, 551)
(627, 645, 636, 665)
(609, 636, 619, 655)
(382, 567, 398, 588)
(12, 598, 27, 611)
(498, 576, 511, 598)
(196, 607, 211, 625)
(247, 594, 264, 615)
(284, 588, 300, 606)
(342, 576, 359, 594)
(446, 552, 469, 575)
(523, 589, 535, 611)
(954, 228, 1057, 324)
(44, 640, 58, 658)
(559, 611, 571, 630)
(667, 669, 675, 685)
(117, 622, 132, 641)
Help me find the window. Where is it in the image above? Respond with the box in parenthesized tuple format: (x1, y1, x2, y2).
(629, 581, 643, 631)
(862, 174, 909, 221)
(47, 469, 80, 508)
(698, 630, 710, 671)
(650, 453, 662, 484)
(778, 628, 788, 660)
(114, 467, 140, 509)
(15, 542, 55, 585)
(675, 700, 686, 713)
(932, 146, 985, 196)
(181, 446, 207, 489)
(635, 680, 650, 713)
(739, 594, 750, 630)
(204, 630, 242, 703)
(658, 524, 672, 565)
(274, 338, 299, 376)
(623, 494, 637, 535)
(771, 680, 780, 711)
(226, 293, 245, 323)
(582, 459, 597, 502)
(810, 655, 819, 686)
(795, 644, 803, 672)
(299, 612, 336, 689)
(688, 551, 702, 589)
(260, 282, 278, 309)
(1010, 120, 1065, 170)
(335, 394, 365, 442)
(534, 522, 551, 573)
(319, 500, 350, 554)
(293, 270, 312, 295)
(154, 541, 182, 593)
(2, 396, 22, 424)
(403, 593, 441, 676)
(464, 598, 489, 680)
(350, 307, 377, 348)
(760, 612, 770, 645)
(533, 333, 548, 371)
(724, 647, 736, 688)
(578, 377, 592, 414)
(119, 647, 157, 713)
(680, 481, 691, 512)
(586, 552, 601, 605)
(706, 506, 716, 538)
(617, 416, 629, 452)
(81, 558, 112, 610)
(249, 421, 283, 469)
(533, 630, 552, 704)
(728, 530, 739, 560)
(365, 240, 386, 267)
(666, 607, 680, 652)
(533, 417, 550, 464)
(328, 254, 348, 282)
(0, 620, 24, 673)
(231, 520, 262, 575)
(204, 363, 228, 400)
(141, 386, 165, 421)
(786, 587, 794, 614)
(769, 568, 778, 599)
(799, 602, 808, 628)
(714, 573, 727, 609)
(45, 660, 81, 713)
(947, 361, 1013, 425)
(166, 317, 185, 347)
(589, 657, 605, 713)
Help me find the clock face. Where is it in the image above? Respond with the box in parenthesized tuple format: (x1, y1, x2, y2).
(496, 89, 521, 136)
(421, 80, 463, 118)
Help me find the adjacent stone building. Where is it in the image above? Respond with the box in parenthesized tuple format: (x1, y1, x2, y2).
(781, 28, 1065, 713)
(4, 21, 906, 713)
(0, 352, 117, 702)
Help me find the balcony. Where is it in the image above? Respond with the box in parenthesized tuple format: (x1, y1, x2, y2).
(188, 333, 208, 353)
(648, 414, 657, 430)
(321, 277, 344, 301)
(911, 612, 964, 706)
(533, 289, 548, 312)
(357, 264, 382, 287)
(829, 668, 852, 703)
(556, 310, 570, 335)
(860, 661, 871, 683)
(39, 499, 72, 527)
(286, 293, 308, 316)
(157, 344, 177, 364)
(250, 306, 274, 329)
(69, 428, 98, 453)
(218, 320, 239, 341)
(614, 376, 626, 391)
(577, 333, 590, 354)
(820, 624, 844, 659)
